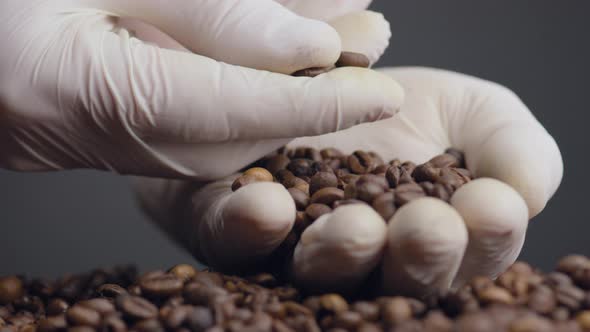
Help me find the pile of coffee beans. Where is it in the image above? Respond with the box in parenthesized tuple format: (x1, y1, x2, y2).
(232, 147, 472, 264)
(292, 52, 371, 77)
(3, 255, 590, 331)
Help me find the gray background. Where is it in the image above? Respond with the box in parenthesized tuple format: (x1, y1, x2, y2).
(1, 1, 588, 277)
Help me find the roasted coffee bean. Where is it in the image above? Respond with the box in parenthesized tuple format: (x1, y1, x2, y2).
(67, 326, 95, 332)
(287, 159, 316, 177)
(185, 307, 213, 332)
(168, 264, 197, 281)
(335, 52, 370, 68)
(288, 188, 309, 211)
(431, 183, 453, 201)
(478, 286, 515, 305)
(305, 204, 332, 221)
(244, 167, 274, 182)
(401, 161, 417, 174)
(510, 315, 554, 332)
(429, 153, 461, 168)
(527, 285, 556, 314)
(78, 298, 115, 315)
(133, 319, 164, 332)
(183, 283, 228, 306)
(310, 187, 344, 206)
(394, 183, 426, 206)
(438, 168, 469, 189)
(139, 274, 183, 298)
(65, 305, 101, 327)
(381, 297, 412, 326)
(97, 284, 127, 298)
(454, 312, 495, 332)
(371, 192, 396, 221)
(231, 174, 259, 192)
(321, 148, 344, 159)
(309, 172, 339, 195)
(46, 299, 69, 316)
(101, 315, 126, 332)
(0, 277, 23, 305)
(320, 294, 349, 314)
(115, 295, 158, 320)
(293, 211, 311, 234)
(348, 151, 376, 174)
(386, 166, 413, 188)
(282, 176, 310, 195)
(555, 284, 585, 310)
(422, 311, 453, 332)
(265, 155, 291, 175)
(357, 322, 383, 332)
(292, 66, 334, 77)
(412, 163, 440, 183)
(37, 315, 67, 332)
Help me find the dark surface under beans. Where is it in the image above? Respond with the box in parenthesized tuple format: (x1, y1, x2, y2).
(233, 147, 473, 267)
(3, 256, 590, 331)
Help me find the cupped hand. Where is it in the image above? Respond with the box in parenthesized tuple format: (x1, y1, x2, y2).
(0, 0, 401, 179)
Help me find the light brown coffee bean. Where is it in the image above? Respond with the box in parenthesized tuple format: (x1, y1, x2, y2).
(305, 204, 332, 221)
(139, 274, 183, 298)
(412, 163, 440, 182)
(478, 286, 514, 305)
(288, 188, 309, 211)
(320, 294, 349, 314)
(527, 285, 556, 314)
(66, 305, 101, 327)
(335, 52, 370, 68)
(169, 264, 197, 281)
(231, 174, 259, 192)
(243, 167, 274, 182)
(352, 301, 379, 321)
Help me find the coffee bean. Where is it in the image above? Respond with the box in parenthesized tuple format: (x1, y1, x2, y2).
(386, 166, 413, 188)
(429, 153, 461, 168)
(184, 283, 228, 306)
(357, 322, 383, 332)
(65, 305, 101, 327)
(78, 298, 114, 315)
(332, 311, 362, 330)
(320, 294, 349, 314)
(37, 315, 67, 332)
(401, 161, 417, 174)
(510, 315, 554, 332)
(97, 284, 127, 299)
(282, 177, 310, 195)
(348, 151, 376, 174)
(555, 284, 585, 310)
(287, 159, 316, 178)
(231, 174, 259, 192)
(478, 286, 514, 305)
(185, 307, 213, 332)
(292, 67, 334, 77)
(0, 277, 23, 305)
(335, 52, 370, 68)
(139, 274, 183, 299)
(288, 188, 309, 211)
(412, 163, 440, 183)
(310, 187, 344, 206)
(116, 295, 158, 321)
(381, 297, 412, 326)
(243, 167, 274, 182)
(265, 155, 291, 175)
(67, 326, 95, 332)
(394, 183, 426, 206)
(454, 312, 495, 332)
(352, 301, 379, 321)
(45, 299, 69, 316)
(372, 192, 396, 221)
(527, 285, 556, 314)
(309, 172, 339, 195)
(422, 311, 453, 332)
(133, 319, 164, 332)
(101, 315, 126, 332)
(168, 264, 197, 282)
(305, 204, 332, 222)
(321, 148, 344, 159)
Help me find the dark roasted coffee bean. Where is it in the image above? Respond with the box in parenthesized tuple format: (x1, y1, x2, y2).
(183, 283, 227, 306)
(287, 159, 316, 177)
(275, 169, 295, 183)
(355, 180, 386, 203)
(305, 204, 332, 221)
(423, 311, 453, 332)
(352, 301, 379, 321)
(66, 305, 101, 327)
(335, 52, 370, 68)
(401, 161, 417, 174)
(394, 183, 426, 206)
(139, 274, 183, 298)
(332, 311, 362, 330)
(46, 299, 69, 316)
(309, 172, 339, 195)
(431, 183, 452, 201)
(310, 187, 344, 206)
(116, 295, 158, 320)
(386, 166, 413, 188)
(192, 272, 224, 288)
(557, 255, 590, 275)
(412, 163, 440, 183)
(133, 319, 164, 332)
(247, 274, 278, 288)
(37, 315, 67, 332)
(555, 284, 585, 310)
(372, 192, 396, 221)
(282, 177, 310, 195)
(348, 151, 376, 174)
(13, 295, 44, 314)
(162, 305, 191, 329)
(186, 307, 214, 332)
(101, 314, 126, 332)
(292, 66, 334, 77)
(0, 277, 23, 305)
(265, 155, 291, 175)
(78, 298, 115, 315)
(97, 284, 127, 298)
(293, 211, 311, 234)
(437, 168, 468, 189)
(288, 188, 309, 211)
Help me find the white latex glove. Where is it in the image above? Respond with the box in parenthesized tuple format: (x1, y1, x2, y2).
(136, 66, 563, 297)
(0, 0, 401, 179)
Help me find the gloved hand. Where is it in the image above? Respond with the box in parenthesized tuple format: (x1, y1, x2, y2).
(137, 65, 563, 297)
(0, 0, 401, 179)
